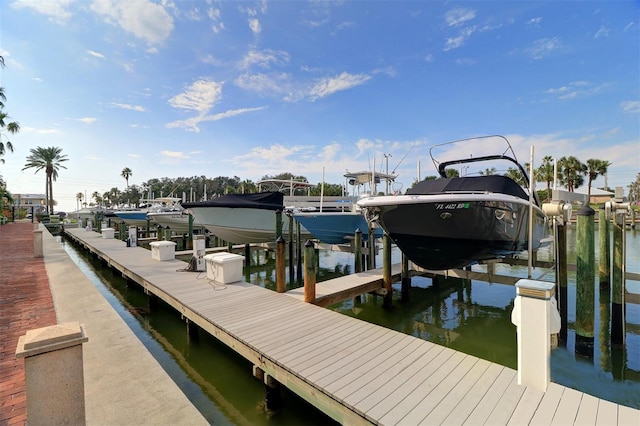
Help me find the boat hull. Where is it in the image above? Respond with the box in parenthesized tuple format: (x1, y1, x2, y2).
(359, 193, 547, 270)
(113, 211, 149, 228)
(292, 212, 381, 245)
(147, 212, 205, 234)
(187, 206, 313, 244)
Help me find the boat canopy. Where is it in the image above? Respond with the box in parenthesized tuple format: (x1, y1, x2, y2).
(257, 179, 314, 195)
(407, 175, 529, 201)
(182, 192, 284, 211)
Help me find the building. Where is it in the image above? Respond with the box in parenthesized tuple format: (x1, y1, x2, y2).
(13, 193, 47, 215)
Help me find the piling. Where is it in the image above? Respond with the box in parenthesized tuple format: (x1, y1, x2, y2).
(368, 223, 376, 269)
(556, 219, 568, 344)
(611, 210, 626, 345)
(156, 225, 163, 241)
(244, 244, 251, 267)
(631, 208, 636, 229)
(275, 210, 283, 240)
(401, 253, 410, 301)
(598, 206, 611, 290)
(382, 234, 392, 308)
(296, 222, 302, 282)
(354, 229, 362, 273)
(303, 240, 316, 303)
(288, 215, 294, 284)
(146, 218, 151, 238)
(575, 204, 595, 357)
(187, 215, 194, 250)
(276, 236, 286, 293)
(187, 319, 200, 343)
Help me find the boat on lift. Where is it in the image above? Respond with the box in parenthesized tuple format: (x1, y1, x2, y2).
(290, 170, 398, 245)
(357, 135, 548, 270)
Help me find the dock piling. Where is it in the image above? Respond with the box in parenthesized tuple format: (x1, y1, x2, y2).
(354, 229, 362, 273)
(575, 204, 595, 357)
(276, 236, 286, 293)
(383, 234, 392, 308)
(598, 206, 611, 290)
(303, 240, 316, 303)
(611, 204, 628, 345)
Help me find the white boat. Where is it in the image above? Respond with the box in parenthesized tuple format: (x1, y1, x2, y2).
(113, 197, 182, 228)
(183, 191, 315, 244)
(146, 210, 207, 234)
(357, 135, 548, 270)
(290, 170, 397, 245)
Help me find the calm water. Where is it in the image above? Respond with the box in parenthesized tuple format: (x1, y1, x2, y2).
(60, 224, 640, 424)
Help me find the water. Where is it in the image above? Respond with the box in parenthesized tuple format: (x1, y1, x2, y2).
(60, 224, 640, 423)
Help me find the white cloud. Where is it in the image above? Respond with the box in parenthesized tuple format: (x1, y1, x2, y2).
(11, 0, 73, 25)
(621, 100, 640, 113)
(112, 103, 145, 112)
(239, 49, 290, 70)
(75, 117, 97, 124)
(594, 26, 609, 39)
(526, 37, 563, 59)
(160, 150, 189, 159)
(234, 72, 290, 96)
(90, 0, 174, 44)
(86, 50, 105, 59)
(445, 8, 475, 27)
(168, 79, 223, 113)
(22, 126, 61, 134)
(444, 26, 476, 51)
(544, 81, 608, 100)
(249, 18, 261, 34)
(308, 72, 371, 101)
(165, 107, 265, 132)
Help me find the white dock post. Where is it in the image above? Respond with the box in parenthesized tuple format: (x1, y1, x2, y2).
(15, 322, 89, 425)
(512, 279, 560, 392)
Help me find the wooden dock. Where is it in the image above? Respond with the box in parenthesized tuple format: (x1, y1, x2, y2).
(62, 227, 639, 425)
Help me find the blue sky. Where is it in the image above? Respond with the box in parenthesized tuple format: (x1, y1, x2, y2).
(1, 0, 638, 212)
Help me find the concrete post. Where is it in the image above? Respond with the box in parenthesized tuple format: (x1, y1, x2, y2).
(511, 279, 559, 392)
(15, 322, 89, 425)
(33, 229, 43, 258)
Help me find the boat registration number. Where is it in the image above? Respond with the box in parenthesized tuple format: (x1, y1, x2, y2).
(435, 203, 470, 210)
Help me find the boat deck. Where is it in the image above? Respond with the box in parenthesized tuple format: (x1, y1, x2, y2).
(62, 227, 640, 425)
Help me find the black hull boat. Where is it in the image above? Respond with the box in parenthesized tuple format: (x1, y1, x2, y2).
(357, 135, 548, 270)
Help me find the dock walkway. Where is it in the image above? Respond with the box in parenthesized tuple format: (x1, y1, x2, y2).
(63, 227, 639, 425)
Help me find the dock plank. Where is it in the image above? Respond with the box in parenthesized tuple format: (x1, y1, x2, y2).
(528, 382, 563, 425)
(420, 358, 492, 425)
(61, 228, 639, 426)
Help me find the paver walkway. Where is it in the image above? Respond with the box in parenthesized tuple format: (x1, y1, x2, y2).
(0, 223, 57, 426)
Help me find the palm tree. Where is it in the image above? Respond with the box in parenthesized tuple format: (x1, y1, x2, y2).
(121, 167, 132, 188)
(557, 156, 587, 192)
(0, 107, 20, 161)
(92, 191, 102, 207)
(22, 147, 69, 214)
(585, 158, 611, 200)
(0, 58, 20, 160)
(76, 192, 84, 212)
(535, 156, 555, 202)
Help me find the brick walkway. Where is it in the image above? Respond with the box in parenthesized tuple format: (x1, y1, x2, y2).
(0, 223, 57, 426)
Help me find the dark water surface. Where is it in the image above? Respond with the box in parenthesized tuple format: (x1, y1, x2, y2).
(60, 225, 640, 424)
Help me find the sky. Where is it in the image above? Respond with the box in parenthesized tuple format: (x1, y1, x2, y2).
(0, 0, 638, 213)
